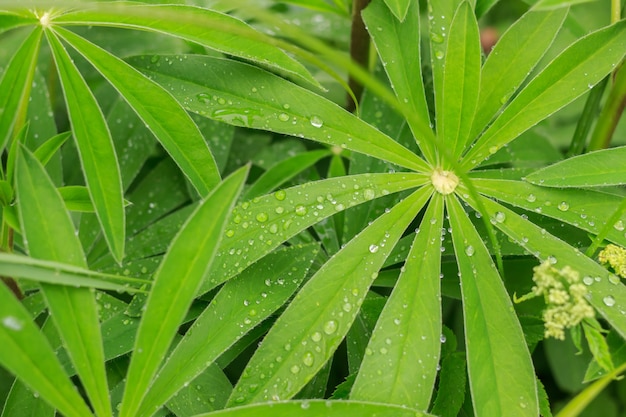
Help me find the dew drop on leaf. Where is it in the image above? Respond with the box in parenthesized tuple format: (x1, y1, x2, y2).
(278, 113, 290, 122)
(2, 316, 22, 331)
(295, 205, 307, 216)
(290, 365, 300, 374)
(435, 50, 444, 60)
(274, 190, 286, 201)
(369, 244, 379, 253)
(310, 115, 323, 128)
(311, 332, 322, 342)
(603, 295, 616, 307)
(465, 245, 475, 256)
(614, 220, 625, 231)
(256, 212, 269, 222)
(557, 201, 569, 212)
(363, 188, 375, 200)
(494, 212, 506, 223)
(323, 320, 338, 335)
(582, 276, 594, 286)
(526, 194, 536, 203)
(303, 352, 314, 367)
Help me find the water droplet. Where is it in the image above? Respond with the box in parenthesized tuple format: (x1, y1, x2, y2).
(489, 146, 498, 154)
(435, 50, 444, 60)
(342, 302, 352, 312)
(290, 365, 300, 374)
(269, 224, 278, 234)
(557, 201, 569, 212)
(256, 212, 268, 222)
(274, 190, 286, 201)
(2, 316, 22, 331)
(614, 220, 625, 231)
(369, 244, 379, 253)
(196, 92, 211, 103)
(609, 274, 620, 285)
(323, 320, 338, 335)
(303, 352, 314, 367)
(284, 343, 292, 351)
(278, 113, 290, 122)
(603, 295, 616, 307)
(225, 230, 235, 238)
(310, 115, 323, 128)
(379, 347, 388, 354)
(494, 212, 506, 223)
(363, 189, 375, 200)
(295, 205, 307, 216)
(526, 194, 536, 203)
(465, 245, 475, 256)
(430, 33, 444, 43)
(440, 334, 447, 343)
(582, 276, 594, 286)
(311, 332, 322, 342)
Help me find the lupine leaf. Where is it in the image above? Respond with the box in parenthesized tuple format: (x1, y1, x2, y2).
(351, 193, 442, 409)
(128, 54, 430, 172)
(15, 146, 111, 417)
(226, 187, 431, 405)
(119, 166, 248, 417)
(45, 29, 126, 262)
(448, 195, 538, 417)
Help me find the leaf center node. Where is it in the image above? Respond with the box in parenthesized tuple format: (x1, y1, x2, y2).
(431, 169, 459, 195)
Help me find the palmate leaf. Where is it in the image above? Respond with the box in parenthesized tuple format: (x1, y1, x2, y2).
(525, 146, 626, 187)
(52, 26, 221, 197)
(462, 20, 626, 170)
(15, 146, 111, 417)
(0, 26, 42, 152)
(447, 195, 539, 417)
(202, 173, 429, 294)
(362, 0, 435, 164)
(51, 2, 318, 87)
(350, 193, 444, 409)
(458, 191, 626, 341)
(226, 187, 431, 406)
(119, 166, 248, 417)
(440, 1, 480, 162)
(196, 400, 433, 417)
(0, 284, 92, 417)
(135, 244, 319, 417)
(128, 54, 430, 173)
(45, 29, 126, 262)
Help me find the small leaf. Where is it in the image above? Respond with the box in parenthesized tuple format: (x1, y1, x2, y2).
(54, 27, 221, 197)
(462, 20, 626, 170)
(383, 0, 411, 21)
(525, 146, 626, 187)
(430, 352, 467, 417)
(226, 187, 431, 405)
(351, 193, 442, 409)
(46, 29, 126, 262)
(119, 165, 248, 417)
(448, 195, 539, 417)
(582, 320, 613, 373)
(33, 132, 71, 167)
(0, 27, 42, 152)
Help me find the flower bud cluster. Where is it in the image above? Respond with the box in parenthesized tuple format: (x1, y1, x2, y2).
(532, 261, 594, 340)
(598, 244, 626, 279)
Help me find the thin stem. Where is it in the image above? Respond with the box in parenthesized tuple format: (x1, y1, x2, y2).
(611, 0, 621, 23)
(346, 0, 371, 112)
(567, 77, 608, 156)
(587, 61, 626, 151)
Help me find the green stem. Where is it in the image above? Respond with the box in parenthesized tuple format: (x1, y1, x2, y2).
(346, 0, 372, 112)
(611, 0, 621, 23)
(556, 361, 626, 417)
(587, 61, 626, 151)
(567, 77, 608, 156)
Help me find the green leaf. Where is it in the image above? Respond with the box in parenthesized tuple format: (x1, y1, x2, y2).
(128, 54, 430, 172)
(0, 284, 93, 417)
(440, 1, 480, 161)
(58, 186, 131, 213)
(53, 2, 318, 87)
(350, 193, 443, 409)
(473, 178, 626, 248)
(535, 0, 597, 10)
(45, 29, 126, 262)
(164, 364, 232, 416)
(195, 399, 432, 417)
(383, 0, 411, 21)
(459, 190, 626, 343)
(2, 379, 55, 417)
(430, 352, 467, 417)
(468, 8, 568, 143)
(363, 0, 435, 164)
(244, 150, 331, 199)
(33, 132, 71, 167)
(226, 187, 431, 405)
(119, 165, 248, 417)
(0, 11, 36, 35)
(475, 0, 499, 18)
(462, 20, 626, 170)
(136, 244, 319, 417)
(0, 27, 42, 152)
(203, 173, 428, 294)
(53, 27, 221, 196)
(0, 253, 148, 292)
(448, 195, 538, 417)
(582, 320, 613, 373)
(525, 146, 626, 187)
